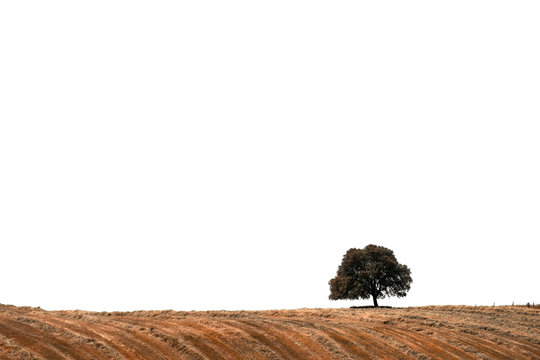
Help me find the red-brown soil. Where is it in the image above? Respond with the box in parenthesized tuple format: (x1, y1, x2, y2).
(0, 304, 538, 359)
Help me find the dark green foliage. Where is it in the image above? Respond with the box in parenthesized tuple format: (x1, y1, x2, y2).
(329, 245, 412, 307)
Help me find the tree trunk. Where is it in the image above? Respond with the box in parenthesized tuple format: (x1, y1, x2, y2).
(372, 295, 378, 307)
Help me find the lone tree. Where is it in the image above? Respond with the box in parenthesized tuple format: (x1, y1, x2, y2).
(329, 245, 412, 307)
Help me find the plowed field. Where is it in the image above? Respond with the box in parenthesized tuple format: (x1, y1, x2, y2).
(0, 304, 538, 359)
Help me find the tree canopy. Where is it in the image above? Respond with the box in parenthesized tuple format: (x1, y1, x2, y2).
(329, 244, 412, 307)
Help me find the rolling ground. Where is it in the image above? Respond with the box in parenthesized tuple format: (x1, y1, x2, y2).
(0, 304, 538, 359)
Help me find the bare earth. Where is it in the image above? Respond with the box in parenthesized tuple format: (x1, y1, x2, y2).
(0, 304, 538, 359)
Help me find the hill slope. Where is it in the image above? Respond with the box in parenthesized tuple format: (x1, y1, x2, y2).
(0, 304, 538, 359)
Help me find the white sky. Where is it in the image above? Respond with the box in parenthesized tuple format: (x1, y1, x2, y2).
(1, 1, 539, 311)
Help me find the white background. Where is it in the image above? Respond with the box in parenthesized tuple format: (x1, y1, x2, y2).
(1, 1, 539, 311)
